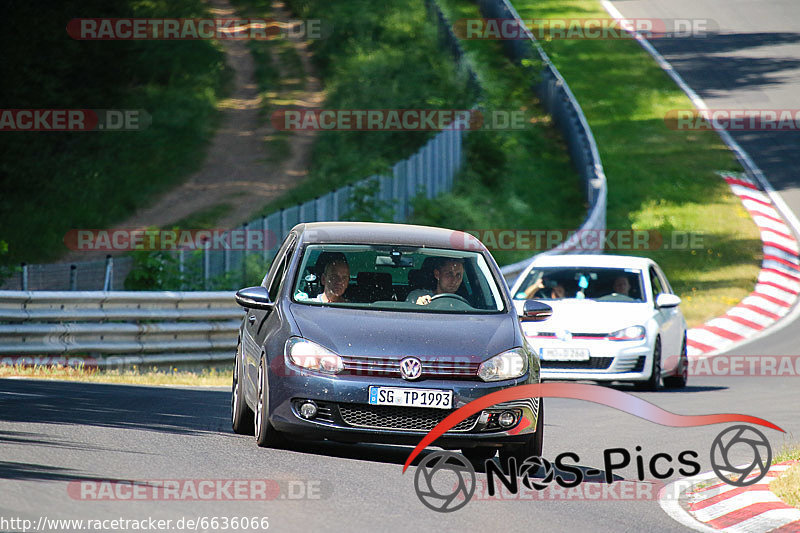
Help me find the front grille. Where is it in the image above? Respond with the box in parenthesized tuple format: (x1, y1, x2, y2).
(541, 357, 614, 369)
(340, 355, 479, 379)
(339, 404, 480, 432)
(632, 356, 646, 372)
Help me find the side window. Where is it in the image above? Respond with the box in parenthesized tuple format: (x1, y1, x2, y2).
(649, 267, 664, 302)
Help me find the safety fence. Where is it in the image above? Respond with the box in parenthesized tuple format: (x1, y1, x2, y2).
(0, 0, 477, 293)
(1, 0, 606, 293)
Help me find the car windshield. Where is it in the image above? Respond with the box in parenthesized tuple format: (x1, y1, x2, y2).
(291, 244, 505, 313)
(514, 266, 646, 303)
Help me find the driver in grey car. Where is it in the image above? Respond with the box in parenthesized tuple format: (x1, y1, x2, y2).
(408, 258, 465, 305)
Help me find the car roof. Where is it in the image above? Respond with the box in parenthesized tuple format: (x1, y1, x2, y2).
(528, 254, 656, 270)
(295, 222, 485, 250)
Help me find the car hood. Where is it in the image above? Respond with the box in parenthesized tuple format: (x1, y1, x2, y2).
(288, 303, 517, 360)
(515, 299, 652, 335)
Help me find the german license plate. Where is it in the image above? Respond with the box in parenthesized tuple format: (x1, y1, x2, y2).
(540, 347, 591, 361)
(368, 387, 452, 409)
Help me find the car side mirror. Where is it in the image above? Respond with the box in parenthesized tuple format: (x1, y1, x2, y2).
(655, 293, 681, 308)
(235, 286, 275, 310)
(521, 300, 553, 321)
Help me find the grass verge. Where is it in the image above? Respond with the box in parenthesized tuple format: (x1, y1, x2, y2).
(0, 364, 230, 387)
(439, 0, 761, 326)
(0, 0, 230, 266)
(772, 445, 800, 509)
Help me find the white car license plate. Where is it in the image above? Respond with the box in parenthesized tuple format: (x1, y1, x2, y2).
(368, 387, 452, 409)
(540, 347, 591, 361)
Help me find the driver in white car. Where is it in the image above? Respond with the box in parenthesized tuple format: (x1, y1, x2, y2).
(408, 258, 464, 305)
(612, 275, 631, 296)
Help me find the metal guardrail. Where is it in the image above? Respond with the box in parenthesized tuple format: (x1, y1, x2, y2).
(485, 0, 608, 283)
(0, 292, 241, 366)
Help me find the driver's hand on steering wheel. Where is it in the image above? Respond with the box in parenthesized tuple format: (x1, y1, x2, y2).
(415, 295, 432, 305)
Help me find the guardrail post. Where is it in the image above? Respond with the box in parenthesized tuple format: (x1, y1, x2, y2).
(21, 263, 27, 291)
(103, 255, 113, 291)
(69, 265, 77, 291)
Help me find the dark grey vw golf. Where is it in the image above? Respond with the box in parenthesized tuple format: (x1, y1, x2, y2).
(231, 222, 551, 464)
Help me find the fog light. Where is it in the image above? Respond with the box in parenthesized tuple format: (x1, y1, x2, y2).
(299, 401, 318, 419)
(498, 411, 516, 428)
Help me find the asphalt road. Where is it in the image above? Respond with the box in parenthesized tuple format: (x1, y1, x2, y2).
(0, 377, 797, 532)
(608, 0, 800, 219)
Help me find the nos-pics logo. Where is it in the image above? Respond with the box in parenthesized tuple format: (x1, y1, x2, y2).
(413, 424, 772, 512)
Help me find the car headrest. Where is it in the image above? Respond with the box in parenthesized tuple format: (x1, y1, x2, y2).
(421, 257, 439, 273)
(356, 271, 392, 288)
(315, 251, 348, 274)
(408, 269, 434, 290)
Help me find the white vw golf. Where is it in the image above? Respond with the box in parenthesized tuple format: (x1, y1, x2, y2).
(510, 255, 688, 390)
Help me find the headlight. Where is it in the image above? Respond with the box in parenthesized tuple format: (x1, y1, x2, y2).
(608, 325, 646, 341)
(478, 348, 528, 382)
(285, 337, 343, 374)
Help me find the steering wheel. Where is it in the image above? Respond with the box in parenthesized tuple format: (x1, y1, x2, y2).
(430, 293, 471, 305)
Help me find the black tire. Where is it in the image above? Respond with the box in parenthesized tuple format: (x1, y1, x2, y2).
(663, 336, 688, 389)
(499, 400, 544, 466)
(461, 446, 497, 465)
(255, 355, 282, 447)
(638, 337, 662, 391)
(231, 342, 254, 435)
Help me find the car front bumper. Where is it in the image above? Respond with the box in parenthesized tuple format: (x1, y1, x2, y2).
(531, 336, 654, 382)
(266, 365, 540, 448)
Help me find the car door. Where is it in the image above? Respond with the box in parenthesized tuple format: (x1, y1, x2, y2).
(649, 266, 679, 358)
(243, 233, 296, 397)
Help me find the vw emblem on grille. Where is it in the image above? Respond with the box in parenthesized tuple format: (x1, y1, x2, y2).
(400, 357, 422, 380)
(555, 329, 573, 342)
